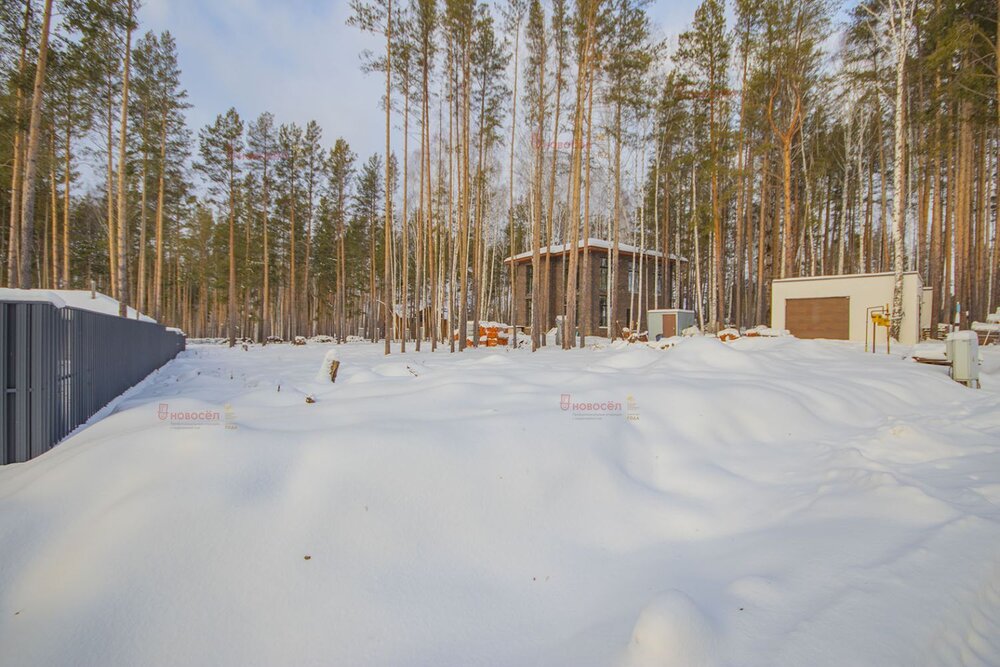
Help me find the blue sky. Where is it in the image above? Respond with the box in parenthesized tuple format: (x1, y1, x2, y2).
(141, 0, 705, 161)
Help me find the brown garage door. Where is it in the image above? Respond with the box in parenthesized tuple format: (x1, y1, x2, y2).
(661, 313, 676, 337)
(785, 297, 849, 339)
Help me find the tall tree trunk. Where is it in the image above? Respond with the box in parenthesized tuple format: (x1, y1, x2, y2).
(710, 55, 723, 328)
(769, 84, 801, 281)
(563, 14, 591, 349)
(335, 169, 345, 343)
(402, 71, 410, 352)
(610, 103, 622, 339)
(17, 0, 55, 289)
(507, 17, 521, 349)
(62, 118, 71, 288)
(579, 61, 595, 346)
(878, 100, 889, 273)
(544, 30, 565, 348)
(116, 0, 133, 315)
(955, 100, 972, 327)
(106, 78, 117, 297)
(305, 167, 315, 337)
(289, 182, 297, 338)
(471, 71, 486, 347)
(458, 39, 471, 351)
(993, 0, 1000, 312)
(154, 109, 168, 322)
(227, 150, 237, 347)
(425, 39, 436, 350)
(929, 115, 943, 335)
(691, 168, 705, 330)
(137, 120, 149, 313)
(6, 2, 31, 288)
(529, 22, 546, 351)
(48, 132, 58, 288)
(262, 151, 271, 341)
(755, 151, 770, 324)
(733, 22, 753, 327)
(447, 52, 456, 353)
(734, 144, 748, 326)
(838, 115, 853, 275)
(384, 0, 392, 354)
(889, 22, 909, 340)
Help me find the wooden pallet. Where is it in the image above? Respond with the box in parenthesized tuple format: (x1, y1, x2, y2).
(912, 356, 950, 366)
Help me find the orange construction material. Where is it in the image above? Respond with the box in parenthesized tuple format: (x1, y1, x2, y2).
(454, 324, 509, 347)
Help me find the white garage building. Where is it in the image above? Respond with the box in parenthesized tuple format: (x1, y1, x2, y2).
(771, 272, 930, 345)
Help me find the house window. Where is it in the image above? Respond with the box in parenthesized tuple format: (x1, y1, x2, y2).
(599, 297, 608, 327)
(628, 262, 638, 294)
(525, 264, 533, 295)
(526, 297, 533, 322)
(599, 257, 608, 293)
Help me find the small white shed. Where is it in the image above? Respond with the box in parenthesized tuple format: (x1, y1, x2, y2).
(771, 272, 926, 345)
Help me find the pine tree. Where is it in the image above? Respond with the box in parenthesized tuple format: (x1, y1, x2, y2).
(676, 0, 727, 328)
(247, 112, 277, 339)
(350, 0, 395, 353)
(326, 139, 356, 342)
(502, 0, 526, 348)
(196, 108, 243, 346)
(17, 0, 54, 288)
(303, 120, 324, 335)
(524, 0, 546, 350)
(470, 5, 507, 345)
(114, 0, 134, 315)
(5, 1, 33, 287)
(410, 0, 437, 350)
(564, 0, 602, 348)
(276, 122, 304, 338)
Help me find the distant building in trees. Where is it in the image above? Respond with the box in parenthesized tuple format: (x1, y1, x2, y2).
(505, 239, 687, 338)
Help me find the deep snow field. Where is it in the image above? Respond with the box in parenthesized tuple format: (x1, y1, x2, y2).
(1, 336, 1000, 667)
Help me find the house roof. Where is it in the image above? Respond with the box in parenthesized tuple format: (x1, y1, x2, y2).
(505, 238, 687, 264)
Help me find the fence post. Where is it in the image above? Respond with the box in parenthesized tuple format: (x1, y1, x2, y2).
(0, 304, 7, 465)
(13, 304, 31, 463)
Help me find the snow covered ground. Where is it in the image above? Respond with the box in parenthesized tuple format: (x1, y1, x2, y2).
(1, 337, 999, 666)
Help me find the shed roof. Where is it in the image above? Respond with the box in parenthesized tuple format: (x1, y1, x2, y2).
(772, 271, 921, 286)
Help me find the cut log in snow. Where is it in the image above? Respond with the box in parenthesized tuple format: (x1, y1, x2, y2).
(316, 349, 341, 383)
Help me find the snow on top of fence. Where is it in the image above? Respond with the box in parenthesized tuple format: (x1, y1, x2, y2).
(0, 289, 156, 323)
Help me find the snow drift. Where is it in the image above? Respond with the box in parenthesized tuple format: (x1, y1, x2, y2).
(0, 338, 998, 666)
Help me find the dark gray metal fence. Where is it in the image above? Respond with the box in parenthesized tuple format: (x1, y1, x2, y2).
(0, 300, 186, 464)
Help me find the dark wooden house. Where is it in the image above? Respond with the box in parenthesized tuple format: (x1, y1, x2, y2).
(505, 238, 686, 337)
